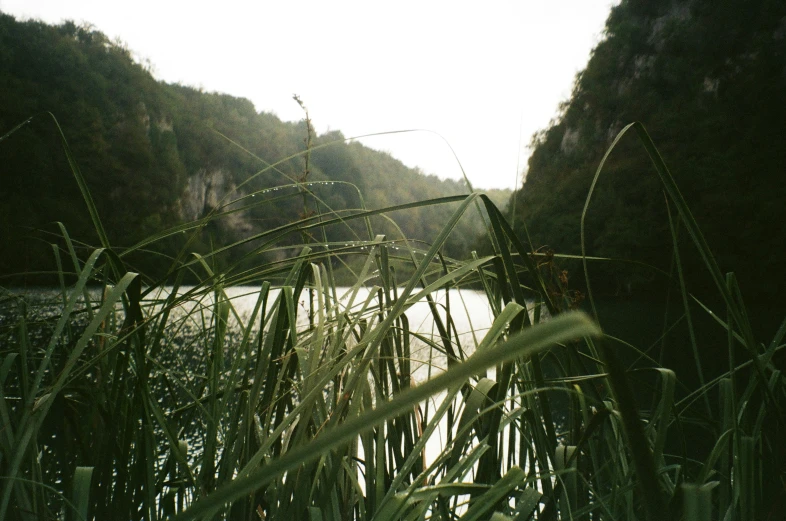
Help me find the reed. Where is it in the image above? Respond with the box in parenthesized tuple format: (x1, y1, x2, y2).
(0, 117, 783, 520)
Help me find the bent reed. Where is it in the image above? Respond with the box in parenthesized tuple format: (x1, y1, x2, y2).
(0, 118, 783, 521)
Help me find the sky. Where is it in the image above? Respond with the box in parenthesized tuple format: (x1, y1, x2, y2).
(0, 0, 618, 190)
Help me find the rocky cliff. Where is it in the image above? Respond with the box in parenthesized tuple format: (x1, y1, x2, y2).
(512, 0, 786, 301)
(0, 13, 509, 281)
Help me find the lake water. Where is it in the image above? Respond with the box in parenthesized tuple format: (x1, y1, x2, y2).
(1, 284, 531, 507)
(140, 285, 509, 477)
(140, 285, 503, 381)
(189, 285, 526, 477)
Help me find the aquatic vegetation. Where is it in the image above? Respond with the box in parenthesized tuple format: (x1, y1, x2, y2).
(0, 121, 783, 521)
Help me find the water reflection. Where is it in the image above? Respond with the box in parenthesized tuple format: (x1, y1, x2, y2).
(143, 285, 500, 383)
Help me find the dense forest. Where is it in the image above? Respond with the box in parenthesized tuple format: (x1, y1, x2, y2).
(511, 0, 786, 303)
(2, 5, 786, 520)
(0, 13, 509, 283)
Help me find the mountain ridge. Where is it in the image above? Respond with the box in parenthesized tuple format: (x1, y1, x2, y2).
(511, 0, 786, 301)
(0, 12, 509, 281)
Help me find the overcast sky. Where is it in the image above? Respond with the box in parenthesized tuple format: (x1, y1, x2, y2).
(1, 0, 618, 190)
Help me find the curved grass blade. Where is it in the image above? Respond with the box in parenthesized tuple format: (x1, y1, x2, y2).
(172, 311, 601, 520)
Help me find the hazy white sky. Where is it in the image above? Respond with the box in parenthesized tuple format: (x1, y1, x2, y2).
(0, 0, 617, 190)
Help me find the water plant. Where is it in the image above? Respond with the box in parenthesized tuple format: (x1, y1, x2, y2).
(0, 116, 783, 521)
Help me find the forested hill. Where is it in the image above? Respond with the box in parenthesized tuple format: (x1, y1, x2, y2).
(512, 0, 786, 302)
(0, 13, 509, 281)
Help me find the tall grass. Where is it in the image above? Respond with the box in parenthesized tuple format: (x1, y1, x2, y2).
(0, 116, 784, 520)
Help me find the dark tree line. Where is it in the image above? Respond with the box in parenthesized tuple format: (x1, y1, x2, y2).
(0, 13, 509, 283)
(510, 0, 786, 303)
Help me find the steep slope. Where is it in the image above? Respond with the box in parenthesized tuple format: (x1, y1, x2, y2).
(512, 0, 786, 301)
(0, 14, 508, 281)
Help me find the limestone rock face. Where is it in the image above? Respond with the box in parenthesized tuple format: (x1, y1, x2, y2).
(181, 169, 252, 233)
(512, 0, 786, 300)
(560, 127, 581, 154)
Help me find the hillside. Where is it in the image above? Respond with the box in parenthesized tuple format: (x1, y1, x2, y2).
(511, 0, 786, 302)
(0, 13, 509, 282)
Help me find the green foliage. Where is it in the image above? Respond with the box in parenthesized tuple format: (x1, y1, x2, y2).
(1, 114, 784, 520)
(511, 0, 786, 301)
(0, 12, 508, 284)
(1, 6, 785, 521)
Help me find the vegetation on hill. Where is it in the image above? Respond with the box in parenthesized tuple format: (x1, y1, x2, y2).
(1, 124, 783, 519)
(1, 5, 785, 521)
(511, 0, 786, 302)
(0, 13, 509, 283)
